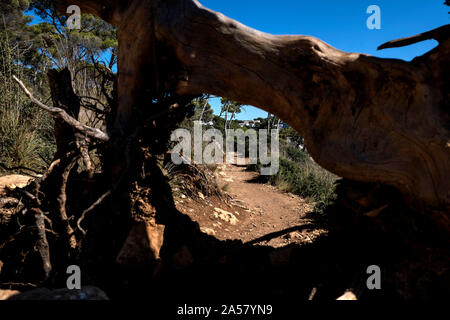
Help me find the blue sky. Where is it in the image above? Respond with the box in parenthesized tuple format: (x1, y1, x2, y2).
(200, 0, 449, 120)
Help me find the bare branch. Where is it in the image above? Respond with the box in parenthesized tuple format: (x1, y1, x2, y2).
(39, 158, 61, 184)
(75, 134, 94, 179)
(12, 75, 110, 142)
(57, 157, 78, 250)
(77, 190, 112, 235)
(32, 208, 52, 280)
(378, 24, 450, 50)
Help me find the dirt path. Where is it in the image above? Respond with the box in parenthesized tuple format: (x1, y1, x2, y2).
(176, 160, 326, 248)
(1, 169, 325, 248)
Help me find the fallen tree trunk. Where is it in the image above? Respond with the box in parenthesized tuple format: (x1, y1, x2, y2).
(56, 0, 449, 230)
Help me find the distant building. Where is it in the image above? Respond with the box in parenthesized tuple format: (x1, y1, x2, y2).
(239, 120, 250, 127)
(239, 120, 261, 128)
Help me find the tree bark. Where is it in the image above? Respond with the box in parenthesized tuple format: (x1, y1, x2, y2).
(47, 68, 81, 160)
(56, 0, 450, 230)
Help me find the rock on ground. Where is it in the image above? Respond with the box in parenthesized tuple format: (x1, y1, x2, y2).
(6, 286, 109, 300)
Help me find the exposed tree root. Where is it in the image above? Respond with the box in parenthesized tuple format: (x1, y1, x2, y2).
(32, 208, 51, 280)
(77, 190, 112, 235)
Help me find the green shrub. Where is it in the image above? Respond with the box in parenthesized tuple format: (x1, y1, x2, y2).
(281, 145, 309, 163)
(269, 157, 337, 213)
(0, 32, 55, 174)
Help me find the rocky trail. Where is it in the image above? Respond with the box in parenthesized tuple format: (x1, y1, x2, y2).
(175, 160, 327, 248)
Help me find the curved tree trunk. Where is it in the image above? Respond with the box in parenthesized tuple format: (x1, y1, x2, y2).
(57, 0, 450, 230)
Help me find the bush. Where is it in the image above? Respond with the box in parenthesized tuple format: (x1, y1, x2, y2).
(269, 157, 337, 213)
(281, 145, 309, 163)
(0, 32, 55, 174)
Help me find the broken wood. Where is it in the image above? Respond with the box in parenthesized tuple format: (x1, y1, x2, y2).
(47, 69, 81, 159)
(378, 24, 450, 50)
(77, 190, 112, 235)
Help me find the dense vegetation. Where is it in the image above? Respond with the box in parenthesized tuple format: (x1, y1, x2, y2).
(0, 0, 117, 174)
(0, 1, 54, 171)
(273, 145, 337, 212)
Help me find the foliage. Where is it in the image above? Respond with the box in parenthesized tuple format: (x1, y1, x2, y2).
(271, 157, 337, 213)
(0, 30, 55, 172)
(247, 142, 337, 213)
(279, 126, 304, 148)
(184, 95, 214, 125)
(0, 0, 33, 40)
(281, 144, 309, 163)
(0, 1, 117, 173)
(219, 98, 243, 130)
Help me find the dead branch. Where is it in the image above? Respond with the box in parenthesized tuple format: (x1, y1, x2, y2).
(31, 158, 63, 210)
(15, 189, 37, 201)
(32, 208, 52, 280)
(42, 215, 54, 231)
(31, 158, 63, 208)
(12, 75, 110, 142)
(308, 287, 318, 300)
(77, 190, 112, 235)
(56, 157, 78, 250)
(75, 134, 94, 179)
(378, 24, 450, 50)
(38, 158, 62, 183)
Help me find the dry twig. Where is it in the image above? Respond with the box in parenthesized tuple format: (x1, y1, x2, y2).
(12, 75, 110, 142)
(77, 190, 112, 235)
